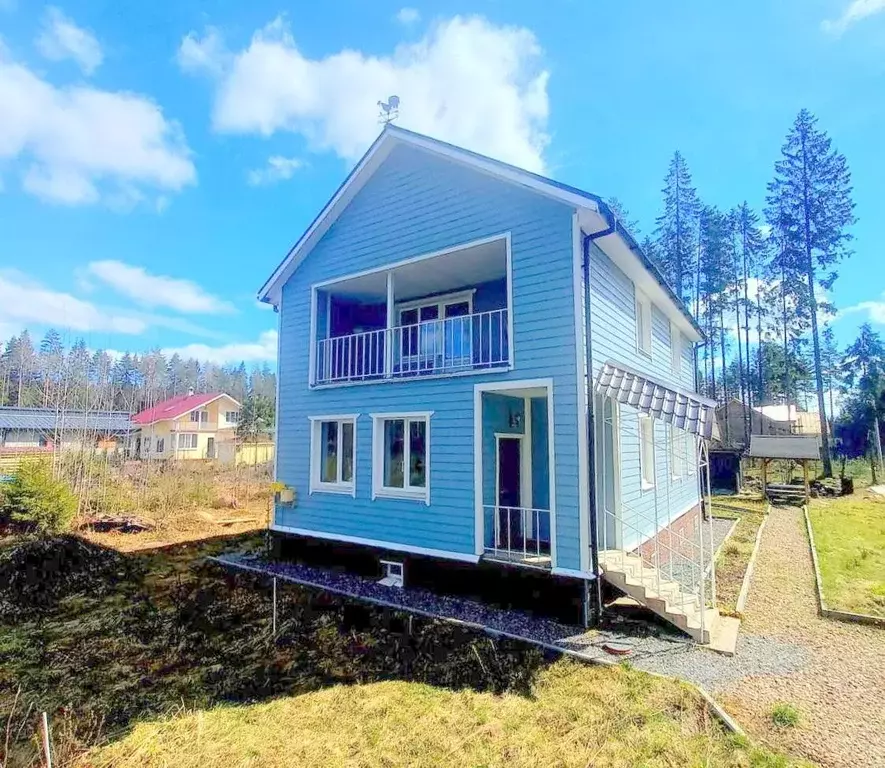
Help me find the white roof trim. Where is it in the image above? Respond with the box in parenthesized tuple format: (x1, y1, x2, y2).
(257, 126, 600, 306)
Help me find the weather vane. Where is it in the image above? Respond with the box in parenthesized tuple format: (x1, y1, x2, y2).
(378, 95, 400, 125)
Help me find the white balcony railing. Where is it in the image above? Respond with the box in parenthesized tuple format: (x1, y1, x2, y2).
(483, 504, 552, 567)
(314, 308, 509, 386)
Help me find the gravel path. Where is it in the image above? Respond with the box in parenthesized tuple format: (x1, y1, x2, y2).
(719, 505, 885, 768)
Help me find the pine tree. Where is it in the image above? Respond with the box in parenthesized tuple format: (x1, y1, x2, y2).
(654, 151, 700, 306)
(607, 197, 642, 238)
(766, 109, 855, 476)
(735, 204, 767, 433)
(841, 323, 885, 471)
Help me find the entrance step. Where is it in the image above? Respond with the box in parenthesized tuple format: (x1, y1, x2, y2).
(599, 549, 718, 644)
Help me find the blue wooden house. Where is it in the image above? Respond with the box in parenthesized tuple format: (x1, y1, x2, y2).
(259, 126, 721, 642)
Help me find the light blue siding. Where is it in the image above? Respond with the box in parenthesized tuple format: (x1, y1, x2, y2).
(587, 240, 700, 549)
(275, 144, 582, 569)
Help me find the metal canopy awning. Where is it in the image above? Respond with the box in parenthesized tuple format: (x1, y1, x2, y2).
(748, 435, 821, 460)
(594, 361, 720, 441)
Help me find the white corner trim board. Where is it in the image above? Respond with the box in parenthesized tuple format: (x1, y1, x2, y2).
(270, 524, 480, 564)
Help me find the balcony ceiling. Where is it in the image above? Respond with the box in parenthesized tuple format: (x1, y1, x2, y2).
(329, 239, 507, 303)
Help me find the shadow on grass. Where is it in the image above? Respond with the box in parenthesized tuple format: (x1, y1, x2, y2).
(0, 532, 552, 766)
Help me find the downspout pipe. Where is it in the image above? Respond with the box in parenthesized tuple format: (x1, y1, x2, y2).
(580, 213, 617, 625)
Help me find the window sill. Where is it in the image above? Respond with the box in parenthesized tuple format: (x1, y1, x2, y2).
(310, 483, 355, 496)
(640, 481, 655, 491)
(373, 488, 429, 504)
(636, 347, 653, 360)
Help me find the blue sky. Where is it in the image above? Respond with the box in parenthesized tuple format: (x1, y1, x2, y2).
(1, 0, 884, 364)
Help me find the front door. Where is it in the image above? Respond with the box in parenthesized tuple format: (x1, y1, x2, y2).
(497, 436, 522, 548)
(206, 437, 215, 459)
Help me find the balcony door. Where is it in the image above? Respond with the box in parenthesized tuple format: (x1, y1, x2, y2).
(398, 293, 473, 372)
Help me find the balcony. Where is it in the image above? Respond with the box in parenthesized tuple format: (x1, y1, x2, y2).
(310, 235, 511, 387)
(315, 308, 509, 385)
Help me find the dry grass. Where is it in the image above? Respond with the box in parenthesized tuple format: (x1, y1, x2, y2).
(82, 662, 798, 768)
(712, 496, 767, 616)
(808, 494, 885, 617)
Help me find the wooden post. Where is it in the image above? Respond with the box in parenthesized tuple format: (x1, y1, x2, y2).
(761, 458, 768, 499)
(271, 577, 277, 642)
(40, 712, 52, 768)
(803, 461, 810, 503)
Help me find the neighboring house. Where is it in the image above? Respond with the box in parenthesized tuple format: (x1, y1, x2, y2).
(259, 126, 720, 642)
(130, 392, 241, 460)
(0, 406, 133, 452)
(715, 398, 793, 449)
(754, 404, 822, 437)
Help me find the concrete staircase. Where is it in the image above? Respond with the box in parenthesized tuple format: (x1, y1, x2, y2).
(598, 549, 719, 644)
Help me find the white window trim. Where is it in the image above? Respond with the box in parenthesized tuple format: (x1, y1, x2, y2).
(671, 326, 683, 375)
(395, 289, 475, 320)
(635, 290, 652, 358)
(224, 410, 240, 424)
(668, 424, 687, 481)
(309, 414, 358, 496)
(179, 433, 198, 450)
(371, 411, 433, 505)
(638, 415, 655, 490)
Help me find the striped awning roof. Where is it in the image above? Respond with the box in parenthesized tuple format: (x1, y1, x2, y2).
(594, 361, 720, 440)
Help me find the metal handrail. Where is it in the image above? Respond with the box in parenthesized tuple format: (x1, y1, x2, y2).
(314, 308, 509, 385)
(483, 504, 551, 566)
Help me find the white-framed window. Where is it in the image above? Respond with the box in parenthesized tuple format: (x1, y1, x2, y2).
(309, 415, 357, 495)
(190, 410, 209, 424)
(225, 411, 240, 424)
(639, 415, 655, 489)
(179, 433, 198, 450)
(671, 327, 683, 374)
(156, 437, 165, 453)
(396, 290, 475, 368)
(371, 411, 432, 504)
(669, 425, 687, 480)
(635, 291, 652, 357)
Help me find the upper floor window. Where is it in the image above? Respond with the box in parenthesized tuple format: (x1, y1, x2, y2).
(671, 328, 683, 374)
(635, 291, 652, 357)
(190, 410, 209, 424)
(225, 411, 240, 424)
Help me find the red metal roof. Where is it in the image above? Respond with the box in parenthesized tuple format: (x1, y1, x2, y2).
(132, 393, 231, 426)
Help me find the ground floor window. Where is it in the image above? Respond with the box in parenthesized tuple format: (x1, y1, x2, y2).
(178, 433, 198, 450)
(639, 416, 655, 489)
(309, 415, 357, 494)
(371, 412, 432, 503)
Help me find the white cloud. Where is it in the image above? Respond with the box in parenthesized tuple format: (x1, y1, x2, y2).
(0, 269, 146, 335)
(247, 154, 304, 186)
(0, 51, 195, 206)
(179, 15, 550, 173)
(839, 299, 885, 324)
(162, 329, 278, 364)
(87, 260, 234, 314)
(822, 0, 885, 34)
(36, 7, 103, 74)
(177, 26, 227, 76)
(395, 8, 420, 25)
(255, 300, 275, 311)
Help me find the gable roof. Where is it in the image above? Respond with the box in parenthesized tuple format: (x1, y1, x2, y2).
(0, 407, 133, 434)
(257, 124, 702, 339)
(748, 435, 821, 460)
(132, 393, 239, 427)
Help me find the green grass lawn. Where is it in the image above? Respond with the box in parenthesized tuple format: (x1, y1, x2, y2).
(808, 495, 885, 617)
(81, 663, 799, 768)
(0, 532, 802, 767)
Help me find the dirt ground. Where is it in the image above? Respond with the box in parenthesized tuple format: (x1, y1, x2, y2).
(720, 505, 885, 768)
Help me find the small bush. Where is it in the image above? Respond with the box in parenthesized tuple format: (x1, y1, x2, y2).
(771, 702, 800, 728)
(1, 460, 77, 533)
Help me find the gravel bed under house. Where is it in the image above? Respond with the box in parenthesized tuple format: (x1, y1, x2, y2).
(211, 550, 807, 692)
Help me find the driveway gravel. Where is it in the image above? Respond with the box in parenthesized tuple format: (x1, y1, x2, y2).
(719, 505, 885, 768)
